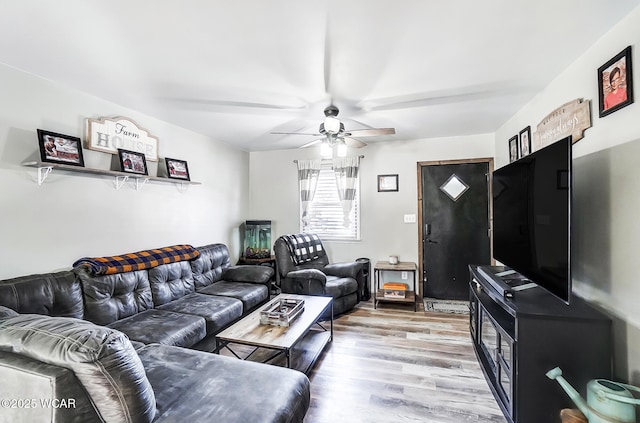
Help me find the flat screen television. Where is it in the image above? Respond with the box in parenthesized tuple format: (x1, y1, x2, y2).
(492, 136, 572, 303)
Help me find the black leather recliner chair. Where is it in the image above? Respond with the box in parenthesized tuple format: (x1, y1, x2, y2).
(273, 233, 364, 316)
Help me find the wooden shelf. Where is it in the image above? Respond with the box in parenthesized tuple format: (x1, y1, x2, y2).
(373, 261, 417, 272)
(22, 161, 200, 191)
(375, 289, 416, 304)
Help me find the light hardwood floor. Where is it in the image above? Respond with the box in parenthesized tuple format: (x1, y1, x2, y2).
(304, 300, 507, 423)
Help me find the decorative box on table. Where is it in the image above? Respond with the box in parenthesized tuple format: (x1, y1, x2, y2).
(260, 298, 305, 327)
(383, 282, 408, 298)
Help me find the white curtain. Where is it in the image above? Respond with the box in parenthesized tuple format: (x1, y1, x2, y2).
(296, 159, 322, 230)
(332, 156, 360, 227)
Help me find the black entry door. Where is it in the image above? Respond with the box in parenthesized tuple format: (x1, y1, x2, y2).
(421, 162, 491, 300)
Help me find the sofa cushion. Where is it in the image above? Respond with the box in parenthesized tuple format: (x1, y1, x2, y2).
(0, 306, 18, 318)
(108, 309, 206, 348)
(0, 271, 84, 319)
(148, 261, 196, 306)
(198, 282, 269, 312)
(222, 265, 274, 284)
(325, 275, 358, 299)
(138, 344, 310, 423)
(191, 243, 231, 288)
(0, 314, 156, 423)
(157, 293, 243, 333)
(78, 268, 154, 325)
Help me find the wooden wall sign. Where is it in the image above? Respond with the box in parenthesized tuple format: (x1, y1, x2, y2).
(533, 99, 591, 151)
(85, 116, 159, 161)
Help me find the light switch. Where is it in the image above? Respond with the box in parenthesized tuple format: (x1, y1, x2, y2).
(403, 214, 416, 223)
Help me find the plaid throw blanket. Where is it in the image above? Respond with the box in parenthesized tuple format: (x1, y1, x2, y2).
(73, 244, 200, 276)
(282, 234, 323, 265)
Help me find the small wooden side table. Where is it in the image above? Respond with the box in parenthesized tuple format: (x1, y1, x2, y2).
(373, 261, 417, 312)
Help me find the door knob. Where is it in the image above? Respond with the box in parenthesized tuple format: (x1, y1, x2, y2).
(425, 223, 438, 243)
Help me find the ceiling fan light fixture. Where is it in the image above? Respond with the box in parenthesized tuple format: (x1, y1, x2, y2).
(323, 116, 341, 134)
(282, 103, 395, 152)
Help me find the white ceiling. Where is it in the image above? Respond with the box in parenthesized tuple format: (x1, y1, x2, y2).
(1, 1, 639, 151)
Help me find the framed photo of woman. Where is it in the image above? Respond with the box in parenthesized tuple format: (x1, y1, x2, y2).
(598, 46, 633, 118)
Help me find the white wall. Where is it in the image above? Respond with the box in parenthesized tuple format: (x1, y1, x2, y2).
(249, 133, 494, 275)
(0, 64, 250, 279)
(495, 5, 640, 383)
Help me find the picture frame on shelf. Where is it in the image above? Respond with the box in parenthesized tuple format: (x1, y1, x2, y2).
(37, 129, 85, 167)
(378, 174, 399, 192)
(519, 126, 531, 157)
(598, 46, 633, 118)
(509, 135, 519, 163)
(165, 157, 190, 181)
(118, 148, 148, 175)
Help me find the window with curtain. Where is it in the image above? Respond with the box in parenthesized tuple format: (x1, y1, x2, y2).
(299, 158, 360, 240)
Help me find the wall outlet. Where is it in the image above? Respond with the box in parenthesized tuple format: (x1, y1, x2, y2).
(401, 271, 408, 280)
(403, 214, 416, 223)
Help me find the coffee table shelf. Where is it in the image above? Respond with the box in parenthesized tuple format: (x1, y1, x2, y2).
(215, 294, 333, 374)
(237, 328, 331, 374)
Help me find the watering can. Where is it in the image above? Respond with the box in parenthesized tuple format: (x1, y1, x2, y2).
(546, 367, 640, 423)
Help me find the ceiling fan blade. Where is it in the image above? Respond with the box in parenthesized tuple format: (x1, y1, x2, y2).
(343, 137, 367, 148)
(166, 98, 306, 110)
(271, 131, 321, 136)
(346, 128, 396, 137)
(299, 139, 324, 148)
(361, 82, 528, 111)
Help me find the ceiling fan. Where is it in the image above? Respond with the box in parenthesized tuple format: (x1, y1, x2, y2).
(271, 104, 395, 153)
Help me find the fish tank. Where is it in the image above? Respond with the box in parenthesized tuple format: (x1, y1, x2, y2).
(242, 220, 272, 259)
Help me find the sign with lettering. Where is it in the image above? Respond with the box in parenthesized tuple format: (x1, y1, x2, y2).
(533, 99, 591, 151)
(85, 116, 159, 161)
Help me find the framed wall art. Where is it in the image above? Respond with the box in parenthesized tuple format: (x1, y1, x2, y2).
(118, 148, 148, 175)
(598, 46, 633, 118)
(378, 174, 398, 192)
(509, 135, 519, 163)
(519, 126, 531, 157)
(165, 157, 190, 181)
(86, 116, 159, 161)
(37, 129, 85, 167)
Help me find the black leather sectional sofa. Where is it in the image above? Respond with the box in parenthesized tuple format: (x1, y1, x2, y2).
(0, 243, 311, 423)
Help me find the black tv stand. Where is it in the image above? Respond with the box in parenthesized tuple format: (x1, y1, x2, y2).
(469, 265, 612, 423)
